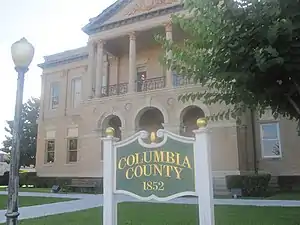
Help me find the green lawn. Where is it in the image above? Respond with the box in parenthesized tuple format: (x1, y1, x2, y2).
(0, 187, 51, 193)
(0, 195, 74, 210)
(5, 203, 300, 225)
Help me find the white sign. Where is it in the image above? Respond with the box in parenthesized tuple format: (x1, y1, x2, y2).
(101, 119, 215, 225)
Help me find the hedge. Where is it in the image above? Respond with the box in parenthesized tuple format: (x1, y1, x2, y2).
(278, 176, 300, 191)
(226, 174, 271, 197)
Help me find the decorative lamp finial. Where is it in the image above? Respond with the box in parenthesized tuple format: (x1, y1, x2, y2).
(196, 118, 208, 128)
(150, 132, 156, 143)
(105, 127, 115, 137)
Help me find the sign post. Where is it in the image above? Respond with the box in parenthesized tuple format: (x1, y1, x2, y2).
(102, 118, 214, 225)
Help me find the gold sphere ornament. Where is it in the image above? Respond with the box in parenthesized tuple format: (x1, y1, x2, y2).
(197, 118, 208, 128)
(105, 127, 115, 137)
(150, 132, 156, 143)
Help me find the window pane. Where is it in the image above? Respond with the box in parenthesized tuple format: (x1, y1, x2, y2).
(68, 139, 78, 151)
(262, 140, 281, 157)
(72, 79, 81, 108)
(51, 83, 60, 109)
(47, 140, 55, 152)
(47, 152, 55, 163)
(68, 151, 77, 162)
(261, 123, 278, 139)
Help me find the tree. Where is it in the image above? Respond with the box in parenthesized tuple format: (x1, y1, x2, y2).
(158, 0, 300, 129)
(1, 97, 40, 167)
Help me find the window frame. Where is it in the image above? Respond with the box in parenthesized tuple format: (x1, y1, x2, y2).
(45, 139, 55, 164)
(67, 137, 78, 163)
(50, 82, 60, 109)
(259, 122, 282, 159)
(71, 78, 82, 108)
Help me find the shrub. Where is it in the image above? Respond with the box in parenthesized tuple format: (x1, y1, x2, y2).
(278, 176, 300, 191)
(226, 174, 271, 197)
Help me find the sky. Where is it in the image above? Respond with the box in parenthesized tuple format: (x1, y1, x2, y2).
(0, 0, 115, 144)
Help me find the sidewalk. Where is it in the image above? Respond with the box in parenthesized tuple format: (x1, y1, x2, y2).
(1, 192, 300, 223)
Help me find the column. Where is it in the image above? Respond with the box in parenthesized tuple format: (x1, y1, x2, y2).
(86, 41, 96, 99)
(165, 22, 173, 88)
(128, 32, 136, 93)
(95, 40, 105, 97)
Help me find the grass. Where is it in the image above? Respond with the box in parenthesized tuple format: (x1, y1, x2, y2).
(5, 202, 300, 225)
(0, 195, 74, 210)
(0, 187, 51, 193)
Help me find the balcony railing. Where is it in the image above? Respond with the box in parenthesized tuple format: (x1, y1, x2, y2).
(173, 75, 198, 87)
(101, 83, 128, 97)
(136, 76, 166, 92)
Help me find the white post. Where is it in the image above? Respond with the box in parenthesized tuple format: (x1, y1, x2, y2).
(193, 118, 215, 225)
(102, 127, 117, 225)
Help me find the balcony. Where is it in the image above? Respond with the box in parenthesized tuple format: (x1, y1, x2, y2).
(101, 83, 128, 97)
(136, 76, 165, 92)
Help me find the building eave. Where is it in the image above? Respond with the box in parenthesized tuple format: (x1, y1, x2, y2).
(82, 0, 131, 34)
(83, 4, 184, 36)
(38, 47, 88, 69)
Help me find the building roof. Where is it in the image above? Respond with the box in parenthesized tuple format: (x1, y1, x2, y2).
(38, 46, 88, 69)
(82, 0, 131, 35)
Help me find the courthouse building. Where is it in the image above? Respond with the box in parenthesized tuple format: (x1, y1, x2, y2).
(37, 0, 300, 193)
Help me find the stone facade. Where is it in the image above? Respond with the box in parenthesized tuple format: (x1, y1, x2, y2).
(36, 0, 300, 192)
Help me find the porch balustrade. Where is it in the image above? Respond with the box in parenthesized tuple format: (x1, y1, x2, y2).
(101, 83, 128, 97)
(136, 76, 166, 92)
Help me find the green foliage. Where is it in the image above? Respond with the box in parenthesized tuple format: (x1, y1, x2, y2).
(1, 97, 40, 167)
(157, 0, 300, 123)
(226, 174, 271, 197)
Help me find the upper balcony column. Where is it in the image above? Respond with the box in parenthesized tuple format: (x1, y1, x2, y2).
(128, 32, 136, 93)
(165, 22, 173, 88)
(87, 40, 96, 99)
(95, 40, 105, 98)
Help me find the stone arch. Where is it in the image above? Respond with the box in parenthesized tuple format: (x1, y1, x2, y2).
(97, 111, 126, 131)
(135, 107, 165, 133)
(132, 100, 169, 131)
(100, 115, 122, 140)
(180, 105, 206, 137)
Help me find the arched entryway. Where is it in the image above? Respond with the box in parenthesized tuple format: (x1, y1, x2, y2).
(135, 107, 164, 133)
(101, 115, 122, 140)
(180, 106, 205, 137)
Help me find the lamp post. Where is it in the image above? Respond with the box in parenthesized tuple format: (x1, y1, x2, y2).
(6, 38, 34, 225)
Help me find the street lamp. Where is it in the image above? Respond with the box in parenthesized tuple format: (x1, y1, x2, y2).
(6, 38, 34, 225)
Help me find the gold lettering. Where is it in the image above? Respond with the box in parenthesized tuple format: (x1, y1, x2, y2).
(153, 150, 164, 163)
(163, 165, 173, 177)
(143, 164, 152, 177)
(175, 153, 180, 166)
(182, 156, 192, 169)
(173, 166, 183, 180)
(153, 164, 163, 176)
(143, 151, 152, 163)
(125, 168, 134, 179)
(134, 165, 143, 177)
(166, 152, 175, 164)
(127, 155, 135, 166)
(134, 153, 140, 165)
(118, 157, 126, 170)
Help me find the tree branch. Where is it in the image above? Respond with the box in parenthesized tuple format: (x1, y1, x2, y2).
(286, 95, 300, 116)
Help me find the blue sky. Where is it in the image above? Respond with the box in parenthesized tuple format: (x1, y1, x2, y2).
(0, 0, 115, 144)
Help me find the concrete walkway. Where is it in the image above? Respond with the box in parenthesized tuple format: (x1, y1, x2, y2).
(1, 192, 300, 223)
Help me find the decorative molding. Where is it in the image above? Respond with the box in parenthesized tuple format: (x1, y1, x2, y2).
(85, 4, 184, 35)
(164, 21, 172, 32)
(126, 0, 179, 16)
(129, 32, 136, 40)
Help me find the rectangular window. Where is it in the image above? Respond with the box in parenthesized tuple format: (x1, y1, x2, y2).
(45, 140, 55, 163)
(71, 78, 81, 108)
(50, 82, 60, 109)
(260, 122, 282, 158)
(67, 138, 78, 163)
